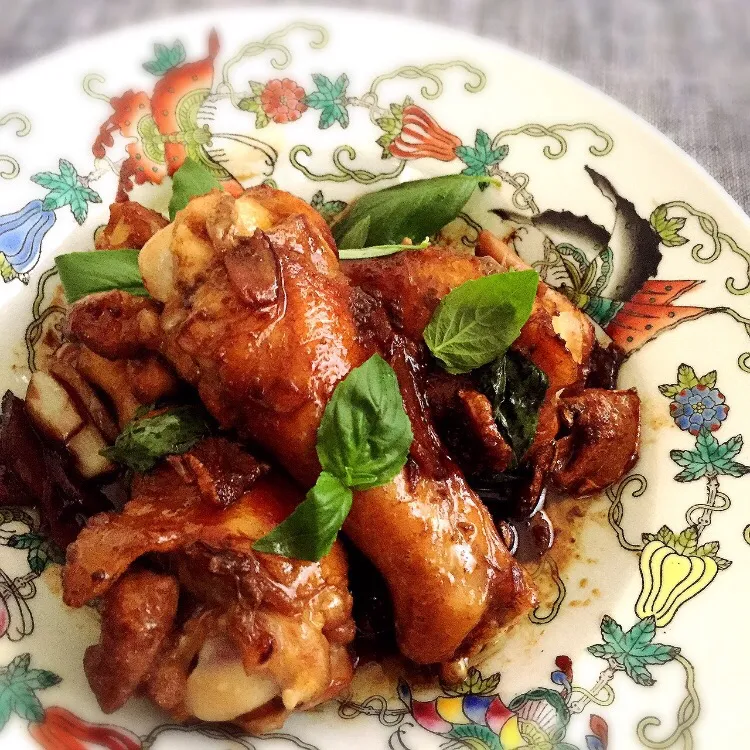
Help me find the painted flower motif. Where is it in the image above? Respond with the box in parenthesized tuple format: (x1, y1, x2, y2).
(636, 525, 730, 626)
(260, 79, 308, 123)
(0, 200, 56, 283)
(669, 384, 728, 435)
(383, 102, 461, 161)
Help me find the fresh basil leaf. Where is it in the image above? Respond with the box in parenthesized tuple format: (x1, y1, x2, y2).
(317, 353, 413, 491)
(55, 249, 148, 303)
(477, 351, 548, 463)
(332, 174, 485, 249)
(336, 214, 371, 251)
(168, 156, 223, 221)
(424, 270, 538, 374)
(101, 405, 209, 473)
(253, 471, 353, 561)
(338, 238, 430, 260)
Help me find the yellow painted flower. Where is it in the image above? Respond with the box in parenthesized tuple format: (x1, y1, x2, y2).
(636, 525, 730, 627)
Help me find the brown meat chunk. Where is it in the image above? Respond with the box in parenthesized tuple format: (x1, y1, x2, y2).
(64, 436, 355, 732)
(67, 290, 162, 360)
(95, 201, 169, 250)
(83, 570, 178, 713)
(551, 389, 641, 496)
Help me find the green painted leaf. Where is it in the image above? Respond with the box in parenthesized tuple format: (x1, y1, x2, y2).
(677, 363, 699, 388)
(22, 669, 62, 691)
(674, 466, 706, 482)
(6, 532, 42, 551)
(253, 471, 353, 561)
(7, 654, 30, 678)
(424, 271, 539, 374)
(0, 654, 61, 730)
(715, 460, 750, 478)
(317, 354, 413, 490)
(695, 427, 721, 464)
(669, 448, 702, 469)
(456, 129, 508, 179)
(143, 40, 186, 76)
(55, 249, 148, 302)
(714, 434, 743, 461)
(672, 526, 699, 555)
(28, 540, 63, 574)
(588, 616, 679, 686)
(58, 159, 78, 186)
(658, 382, 681, 397)
(32, 160, 101, 224)
(650, 205, 689, 247)
(698, 370, 717, 388)
(441, 667, 501, 697)
(305, 73, 349, 130)
(304, 91, 329, 109)
(0, 692, 11, 732)
(309, 191, 347, 225)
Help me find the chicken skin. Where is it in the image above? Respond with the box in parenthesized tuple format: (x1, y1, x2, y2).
(63, 438, 354, 731)
(131, 187, 534, 665)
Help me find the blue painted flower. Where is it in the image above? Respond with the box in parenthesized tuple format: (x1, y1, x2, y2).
(670, 384, 728, 435)
(0, 200, 56, 283)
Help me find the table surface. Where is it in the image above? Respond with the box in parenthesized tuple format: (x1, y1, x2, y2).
(1, 0, 748, 213)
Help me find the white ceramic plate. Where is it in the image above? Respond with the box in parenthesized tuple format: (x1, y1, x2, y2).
(1, 8, 749, 749)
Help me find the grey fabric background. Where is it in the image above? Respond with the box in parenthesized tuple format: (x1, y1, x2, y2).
(1, 0, 748, 212)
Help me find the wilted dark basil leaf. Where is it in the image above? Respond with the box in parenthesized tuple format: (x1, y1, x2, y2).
(477, 351, 548, 463)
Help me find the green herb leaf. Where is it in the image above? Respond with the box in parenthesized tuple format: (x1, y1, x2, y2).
(253, 471, 353, 561)
(317, 354, 413, 490)
(424, 270, 538, 374)
(55, 249, 148, 303)
(338, 238, 430, 260)
(336, 215, 371, 251)
(101, 405, 209, 473)
(332, 174, 485, 249)
(168, 156, 223, 220)
(477, 351, 548, 463)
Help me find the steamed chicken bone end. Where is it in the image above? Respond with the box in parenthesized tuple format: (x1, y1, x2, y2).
(143, 187, 533, 664)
